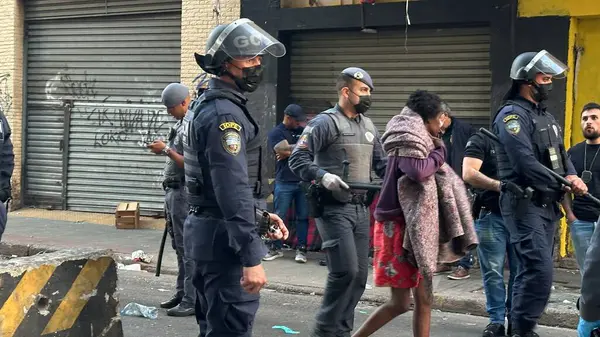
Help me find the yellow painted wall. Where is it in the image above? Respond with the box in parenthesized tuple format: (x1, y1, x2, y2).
(572, 18, 600, 144)
(519, 0, 600, 18)
(556, 17, 600, 257)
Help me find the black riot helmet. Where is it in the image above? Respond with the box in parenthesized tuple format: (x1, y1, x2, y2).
(503, 50, 568, 102)
(509, 50, 568, 81)
(194, 18, 286, 76)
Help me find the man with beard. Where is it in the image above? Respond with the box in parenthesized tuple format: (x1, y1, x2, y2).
(289, 67, 387, 337)
(562, 102, 600, 273)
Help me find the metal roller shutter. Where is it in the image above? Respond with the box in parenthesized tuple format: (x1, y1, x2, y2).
(289, 27, 492, 133)
(24, 0, 181, 215)
(25, 0, 182, 20)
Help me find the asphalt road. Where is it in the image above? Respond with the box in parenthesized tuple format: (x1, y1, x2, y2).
(118, 270, 577, 337)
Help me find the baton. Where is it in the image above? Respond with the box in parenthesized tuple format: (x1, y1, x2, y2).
(345, 182, 382, 191)
(480, 127, 600, 207)
(155, 221, 169, 277)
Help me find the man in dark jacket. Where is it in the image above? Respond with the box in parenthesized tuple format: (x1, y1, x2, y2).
(0, 106, 14, 241)
(437, 102, 477, 280)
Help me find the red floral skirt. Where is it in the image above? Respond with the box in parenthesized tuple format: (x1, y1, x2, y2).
(373, 216, 422, 288)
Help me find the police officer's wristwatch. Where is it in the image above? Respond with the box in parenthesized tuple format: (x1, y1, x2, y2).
(161, 145, 171, 156)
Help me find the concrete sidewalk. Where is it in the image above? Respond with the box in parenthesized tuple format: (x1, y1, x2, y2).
(3, 213, 583, 329)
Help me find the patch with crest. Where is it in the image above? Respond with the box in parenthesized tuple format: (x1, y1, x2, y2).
(505, 119, 521, 135)
(221, 131, 241, 155)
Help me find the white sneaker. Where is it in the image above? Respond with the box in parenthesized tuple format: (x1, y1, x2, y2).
(263, 250, 284, 261)
(295, 250, 307, 264)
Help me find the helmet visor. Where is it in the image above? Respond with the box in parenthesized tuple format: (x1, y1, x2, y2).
(206, 18, 286, 61)
(524, 50, 568, 79)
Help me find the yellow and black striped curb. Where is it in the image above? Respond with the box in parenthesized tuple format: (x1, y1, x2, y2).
(0, 248, 123, 337)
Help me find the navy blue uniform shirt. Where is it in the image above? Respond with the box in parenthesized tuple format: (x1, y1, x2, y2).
(190, 78, 266, 268)
(492, 96, 576, 190)
(267, 123, 303, 182)
(0, 112, 13, 203)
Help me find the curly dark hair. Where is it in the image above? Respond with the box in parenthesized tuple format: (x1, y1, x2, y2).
(406, 90, 443, 122)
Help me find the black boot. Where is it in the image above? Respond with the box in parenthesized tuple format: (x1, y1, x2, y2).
(482, 323, 505, 337)
(160, 294, 182, 309)
(167, 302, 195, 317)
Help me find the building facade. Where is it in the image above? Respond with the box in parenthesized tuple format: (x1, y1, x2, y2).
(0, 0, 241, 215)
(0, 0, 596, 258)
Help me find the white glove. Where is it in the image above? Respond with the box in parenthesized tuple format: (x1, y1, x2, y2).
(321, 173, 350, 191)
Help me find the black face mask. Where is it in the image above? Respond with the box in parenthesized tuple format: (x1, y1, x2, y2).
(532, 83, 552, 102)
(348, 90, 372, 114)
(228, 64, 264, 93)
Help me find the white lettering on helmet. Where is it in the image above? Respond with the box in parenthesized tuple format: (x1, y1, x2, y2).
(233, 35, 262, 49)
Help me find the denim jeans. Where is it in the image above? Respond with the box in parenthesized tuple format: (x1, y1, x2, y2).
(578, 317, 600, 337)
(272, 181, 309, 249)
(571, 219, 597, 275)
(457, 250, 474, 269)
(475, 211, 518, 325)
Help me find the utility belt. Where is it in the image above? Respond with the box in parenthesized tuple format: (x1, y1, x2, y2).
(188, 205, 222, 217)
(530, 189, 564, 207)
(163, 177, 184, 190)
(304, 182, 372, 218)
(506, 184, 563, 215)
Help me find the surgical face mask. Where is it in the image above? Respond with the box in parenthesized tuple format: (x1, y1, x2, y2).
(532, 82, 553, 102)
(228, 64, 264, 93)
(347, 89, 372, 114)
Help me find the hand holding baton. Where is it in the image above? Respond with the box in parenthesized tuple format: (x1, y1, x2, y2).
(480, 127, 600, 208)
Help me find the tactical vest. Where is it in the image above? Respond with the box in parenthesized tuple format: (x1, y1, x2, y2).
(315, 108, 377, 201)
(494, 100, 567, 183)
(183, 89, 265, 206)
(163, 120, 185, 184)
(182, 100, 201, 205)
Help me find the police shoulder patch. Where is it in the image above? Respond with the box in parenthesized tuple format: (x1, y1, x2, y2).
(505, 119, 521, 135)
(503, 114, 519, 123)
(297, 134, 309, 149)
(221, 130, 242, 155)
(219, 122, 242, 132)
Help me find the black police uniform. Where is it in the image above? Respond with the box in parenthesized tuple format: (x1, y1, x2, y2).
(182, 78, 268, 337)
(0, 108, 13, 240)
(289, 68, 387, 337)
(492, 95, 576, 334)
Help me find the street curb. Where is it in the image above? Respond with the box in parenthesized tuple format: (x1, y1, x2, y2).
(261, 282, 580, 330)
(0, 242, 57, 257)
(4, 244, 580, 330)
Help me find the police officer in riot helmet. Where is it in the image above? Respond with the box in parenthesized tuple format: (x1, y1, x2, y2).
(182, 18, 289, 337)
(289, 67, 387, 337)
(492, 50, 588, 337)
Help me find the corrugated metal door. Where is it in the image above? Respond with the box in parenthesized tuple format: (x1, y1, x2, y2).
(289, 27, 492, 132)
(24, 0, 181, 215)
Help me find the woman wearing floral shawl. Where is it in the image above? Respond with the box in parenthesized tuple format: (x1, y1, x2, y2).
(353, 90, 477, 337)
